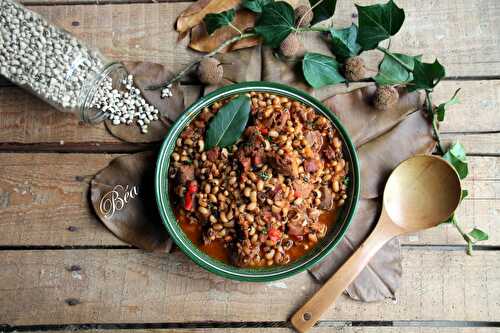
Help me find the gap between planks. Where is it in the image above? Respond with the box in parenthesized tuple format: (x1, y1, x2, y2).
(2, 320, 500, 332)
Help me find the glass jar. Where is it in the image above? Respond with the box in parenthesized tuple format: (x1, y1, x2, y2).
(0, 0, 128, 123)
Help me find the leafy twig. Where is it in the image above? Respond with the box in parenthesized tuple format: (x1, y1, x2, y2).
(425, 90, 444, 154)
(147, 32, 258, 90)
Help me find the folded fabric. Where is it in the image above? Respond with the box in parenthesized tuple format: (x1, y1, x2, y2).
(91, 151, 172, 252)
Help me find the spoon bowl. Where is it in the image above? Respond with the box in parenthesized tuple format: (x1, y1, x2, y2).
(384, 155, 462, 232)
(291, 155, 462, 333)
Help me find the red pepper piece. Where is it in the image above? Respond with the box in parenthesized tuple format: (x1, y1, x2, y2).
(268, 228, 281, 242)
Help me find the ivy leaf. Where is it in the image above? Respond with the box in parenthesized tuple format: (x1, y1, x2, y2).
(302, 52, 346, 88)
(205, 95, 251, 149)
(204, 9, 236, 35)
(329, 24, 362, 62)
(436, 88, 461, 122)
(374, 52, 417, 85)
(443, 142, 468, 180)
(254, 1, 295, 47)
(356, 0, 405, 50)
(242, 0, 273, 13)
(408, 59, 446, 92)
(468, 228, 489, 242)
(309, 0, 337, 25)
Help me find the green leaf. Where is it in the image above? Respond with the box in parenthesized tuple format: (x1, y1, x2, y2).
(309, 0, 337, 25)
(205, 95, 251, 149)
(468, 228, 489, 242)
(242, 0, 273, 13)
(254, 1, 295, 47)
(436, 88, 461, 122)
(356, 0, 405, 50)
(204, 9, 236, 35)
(408, 59, 446, 92)
(329, 24, 362, 62)
(443, 142, 468, 179)
(374, 52, 418, 85)
(302, 52, 346, 88)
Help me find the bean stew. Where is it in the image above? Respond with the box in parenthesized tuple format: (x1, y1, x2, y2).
(169, 91, 349, 267)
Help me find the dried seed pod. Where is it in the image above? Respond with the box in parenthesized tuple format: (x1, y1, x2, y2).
(295, 5, 313, 27)
(198, 58, 223, 85)
(279, 34, 302, 58)
(343, 56, 366, 81)
(373, 85, 399, 110)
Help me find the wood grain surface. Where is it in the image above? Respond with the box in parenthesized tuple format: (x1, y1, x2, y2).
(1, 249, 499, 325)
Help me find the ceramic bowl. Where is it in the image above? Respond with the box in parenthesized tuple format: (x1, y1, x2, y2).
(155, 81, 360, 282)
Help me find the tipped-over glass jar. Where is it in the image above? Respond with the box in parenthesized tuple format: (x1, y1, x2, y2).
(0, 0, 162, 131)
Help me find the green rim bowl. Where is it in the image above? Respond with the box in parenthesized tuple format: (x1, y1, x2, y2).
(155, 81, 360, 282)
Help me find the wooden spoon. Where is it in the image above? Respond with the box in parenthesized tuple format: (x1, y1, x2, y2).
(290, 155, 462, 333)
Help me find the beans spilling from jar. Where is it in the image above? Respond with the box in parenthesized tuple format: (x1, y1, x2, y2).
(170, 92, 349, 267)
(0, 0, 162, 132)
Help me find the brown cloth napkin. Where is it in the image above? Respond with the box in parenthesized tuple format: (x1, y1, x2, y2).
(91, 47, 435, 302)
(91, 151, 172, 252)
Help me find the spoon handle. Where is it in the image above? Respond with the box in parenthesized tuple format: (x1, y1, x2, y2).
(290, 211, 396, 333)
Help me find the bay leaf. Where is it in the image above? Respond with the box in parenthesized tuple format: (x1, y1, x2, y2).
(189, 9, 260, 53)
(205, 95, 251, 149)
(176, 0, 240, 34)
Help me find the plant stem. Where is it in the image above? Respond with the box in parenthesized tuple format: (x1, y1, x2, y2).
(296, 0, 324, 29)
(147, 32, 258, 90)
(228, 22, 242, 35)
(296, 26, 330, 33)
(376, 46, 413, 72)
(425, 90, 444, 154)
(452, 219, 473, 255)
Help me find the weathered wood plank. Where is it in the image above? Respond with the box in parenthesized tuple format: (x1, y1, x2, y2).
(0, 81, 498, 152)
(10, 0, 495, 78)
(13, 0, 500, 78)
(0, 153, 124, 246)
(434, 80, 500, 133)
(0, 85, 202, 149)
(441, 133, 500, 157)
(0, 154, 497, 246)
(1, 249, 499, 324)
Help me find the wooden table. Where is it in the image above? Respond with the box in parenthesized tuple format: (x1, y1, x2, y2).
(0, 0, 499, 332)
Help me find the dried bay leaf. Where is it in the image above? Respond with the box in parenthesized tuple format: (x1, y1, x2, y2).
(176, 0, 241, 34)
(189, 9, 260, 53)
